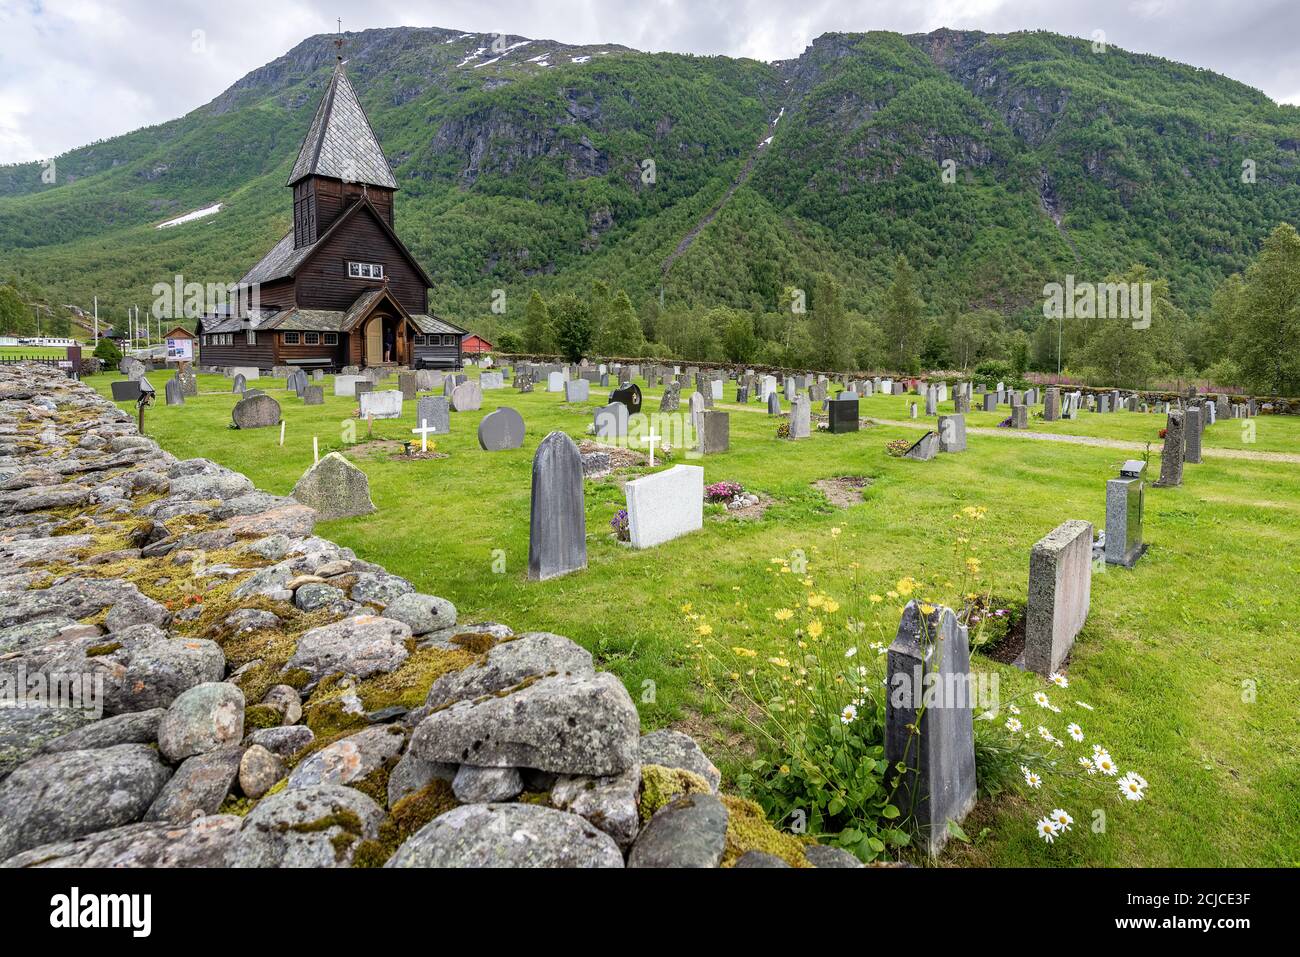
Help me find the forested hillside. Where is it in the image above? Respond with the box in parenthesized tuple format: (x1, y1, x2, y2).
(1, 25, 1297, 390)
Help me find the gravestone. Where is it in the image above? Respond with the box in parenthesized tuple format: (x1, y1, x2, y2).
(547, 371, 566, 393)
(696, 410, 730, 454)
(760, 375, 778, 402)
(398, 372, 418, 401)
(111, 380, 142, 402)
(164, 379, 184, 406)
(119, 356, 146, 380)
(450, 380, 483, 412)
(1011, 405, 1029, 429)
(885, 601, 976, 857)
(902, 431, 939, 461)
(925, 389, 938, 416)
(624, 465, 704, 549)
(334, 375, 366, 397)
(516, 372, 534, 393)
(175, 369, 198, 398)
(291, 452, 375, 519)
(909, 402, 918, 420)
(1105, 460, 1147, 567)
(659, 382, 680, 413)
(231, 366, 260, 381)
(953, 390, 970, 415)
(828, 396, 859, 434)
(288, 370, 308, 396)
(594, 402, 629, 441)
(610, 383, 642, 415)
(1043, 388, 1060, 422)
(788, 395, 811, 439)
(477, 407, 526, 451)
(416, 396, 451, 435)
(937, 413, 966, 453)
(710, 380, 723, 402)
(528, 432, 587, 581)
(232, 374, 247, 395)
(735, 384, 749, 404)
(231, 394, 282, 430)
(564, 378, 590, 403)
(480, 372, 505, 390)
(982, 393, 997, 412)
(1022, 520, 1092, 676)
(302, 385, 324, 406)
(1154, 410, 1184, 488)
(359, 390, 403, 420)
(313, 369, 325, 382)
(354, 381, 373, 399)
(767, 393, 782, 416)
(1183, 405, 1203, 463)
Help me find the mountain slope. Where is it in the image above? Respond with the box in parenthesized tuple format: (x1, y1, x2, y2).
(1, 25, 1296, 330)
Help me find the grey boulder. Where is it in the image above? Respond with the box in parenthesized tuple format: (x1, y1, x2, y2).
(386, 803, 624, 868)
(157, 683, 245, 763)
(0, 706, 94, 779)
(383, 592, 457, 636)
(1, 815, 242, 868)
(639, 729, 721, 792)
(424, 631, 593, 710)
(284, 616, 411, 689)
(230, 784, 383, 867)
(38, 708, 165, 755)
(451, 765, 524, 804)
(287, 725, 406, 790)
(145, 745, 245, 824)
(627, 793, 729, 868)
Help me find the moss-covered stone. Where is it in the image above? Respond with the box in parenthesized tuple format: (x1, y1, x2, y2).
(351, 780, 459, 868)
(243, 703, 282, 730)
(638, 764, 712, 823)
(719, 795, 811, 868)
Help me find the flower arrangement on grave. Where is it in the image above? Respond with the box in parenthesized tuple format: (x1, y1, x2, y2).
(1158, 427, 1168, 439)
(775, 421, 790, 439)
(705, 480, 745, 503)
(885, 438, 911, 457)
(996, 416, 1013, 428)
(610, 508, 630, 542)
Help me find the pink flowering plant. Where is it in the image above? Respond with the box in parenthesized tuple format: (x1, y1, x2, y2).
(705, 480, 745, 502)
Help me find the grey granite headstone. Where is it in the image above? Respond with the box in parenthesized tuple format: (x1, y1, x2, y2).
(885, 601, 976, 858)
(1011, 404, 1029, 429)
(767, 393, 782, 416)
(290, 451, 374, 519)
(232, 374, 247, 394)
(528, 431, 587, 581)
(174, 369, 198, 397)
(360, 390, 403, 420)
(982, 393, 997, 413)
(594, 402, 628, 441)
(1022, 520, 1092, 676)
(231, 394, 282, 430)
(302, 385, 324, 405)
(450, 380, 483, 412)
(937, 413, 966, 452)
(164, 378, 184, 406)
(1154, 410, 1184, 487)
(1043, 388, 1060, 421)
(398, 372, 418, 401)
(902, 431, 939, 461)
(119, 356, 146, 380)
(697, 410, 730, 454)
(659, 382, 680, 412)
(1184, 404, 1203, 463)
(1105, 464, 1147, 568)
(564, 378, 590, 403)
(953, 389, 969, 414)
(788, 395, 811, 439)
(416, 396, 450, 435)
(477, 407, 526, 451)
(354, 380, 373, 399)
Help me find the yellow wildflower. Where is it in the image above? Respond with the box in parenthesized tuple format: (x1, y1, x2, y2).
(774, 608, 794, 622)
(807, 620, 824, 638)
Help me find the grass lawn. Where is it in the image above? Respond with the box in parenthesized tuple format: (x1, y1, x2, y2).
(1, 347, 77, 359)
(87, 369, 1300, 867)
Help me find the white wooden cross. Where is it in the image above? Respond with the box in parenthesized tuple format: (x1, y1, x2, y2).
(412, 418, 437, 453)
(313, 436, 319, 464)
(279, 421, 285, 447)
(640, 423, 661, 466)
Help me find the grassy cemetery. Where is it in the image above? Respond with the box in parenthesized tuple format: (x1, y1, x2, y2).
(81, 363, 1300, 867)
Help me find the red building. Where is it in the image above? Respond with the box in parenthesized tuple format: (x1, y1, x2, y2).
(462, 334, 494, 355)
(196, 55, 464, 372)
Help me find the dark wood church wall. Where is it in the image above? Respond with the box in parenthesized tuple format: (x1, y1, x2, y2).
(294, 210, 427, 315)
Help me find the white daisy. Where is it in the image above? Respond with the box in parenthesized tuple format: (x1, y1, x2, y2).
(1118, 772, 1146, 801)
(1049, 672, 1069, 688)
(1078, 757, 1096, 774)
(1008, 704, 1021, 715)
(1067, 723, 1084, 742)
(1094, 751, 1118, 776)
(1036, 817, 1060, 842)
(1050, 808, 1074, 832)
(1006, 717, 1022, 733)
(1075, 701, 1094, 711)
(1024, 770, 1043, 789)
(840, 704, 858, 725)
(845, 646, 857, 658)
(1033, 691, 1051, 709)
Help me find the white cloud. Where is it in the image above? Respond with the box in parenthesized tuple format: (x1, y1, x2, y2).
(1, 0, 1297, 164)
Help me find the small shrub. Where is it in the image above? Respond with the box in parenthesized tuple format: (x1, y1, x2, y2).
(885, 438, 911, 457)
(705, 480, 745, 503)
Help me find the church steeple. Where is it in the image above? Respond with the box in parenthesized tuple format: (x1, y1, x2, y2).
(289, 27, 397, 248)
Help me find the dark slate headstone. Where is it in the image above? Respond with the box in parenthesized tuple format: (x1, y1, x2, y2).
(659, 383, 680, 413)
(609, 383, 642, 415)
(111, 380, 142, 402)
(232, 394, 282, 430)
(1011, 405, 1029, 429)
(354, 380, 373, 399)
(767, 393, 782, 416)
(697, 410, 729, 454)
(398, 372, 418, 401)
(982, 393, 997, 412)
(415, 396, 450, 435)
(302, 385, 324, 406)
(477, 407, 526, 451)
(735, 385, 749, 404)
(164, 378, 185, 406)
(885, 602, 976, 857)
(174, 369, 198, 398)
(1183, 404, 1203, 464)
(828, 397, 859, 434)
(528, 432, 587, 582)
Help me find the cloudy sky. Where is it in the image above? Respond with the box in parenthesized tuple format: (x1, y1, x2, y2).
(2, 0, 1298, 164)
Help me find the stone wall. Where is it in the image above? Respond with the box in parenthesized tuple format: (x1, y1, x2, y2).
(0, 363, 861, 869)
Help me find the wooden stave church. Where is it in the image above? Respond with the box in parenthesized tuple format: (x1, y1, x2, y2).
(197, 58, 465, 373)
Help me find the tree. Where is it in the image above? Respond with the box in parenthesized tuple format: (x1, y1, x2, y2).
(594, 290, 643, 356)
(950, 309, 999, 370)
(881, 255, 924, 372)
(1077, 266, 1171, 389)
(0, 284, 28, 336)
(1228, 223, 1300, 396)
(522, 291, 553, 354)
(551, 294, 594, 362)
(93, 338, 123, 362)
(810, 274, 853, 371)
(720, 309, 758, 364)
(496, 330, 521, 354)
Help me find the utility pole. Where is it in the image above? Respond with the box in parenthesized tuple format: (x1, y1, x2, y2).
(93, 296, 98, 344)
